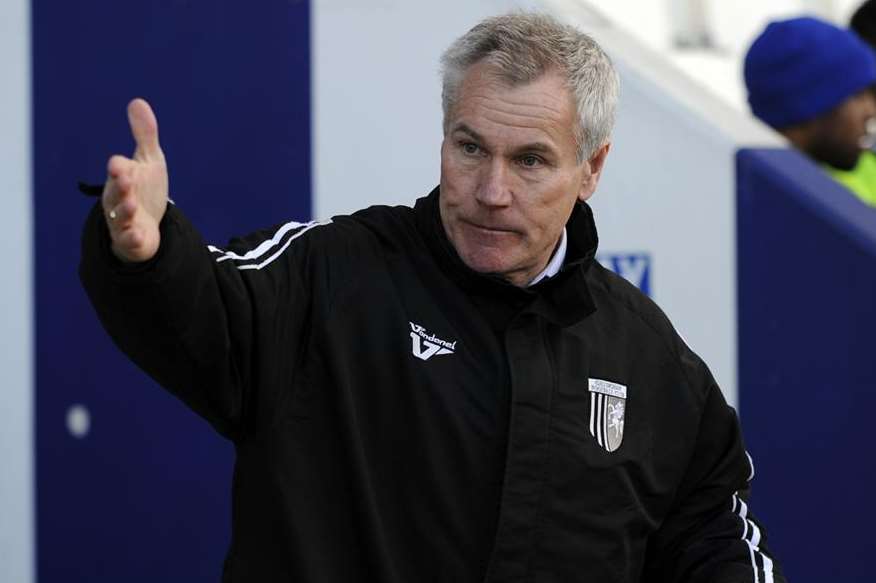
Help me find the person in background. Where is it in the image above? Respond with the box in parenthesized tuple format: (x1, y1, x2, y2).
(852, 0, 876, 50)
(745, 16, 876, 206)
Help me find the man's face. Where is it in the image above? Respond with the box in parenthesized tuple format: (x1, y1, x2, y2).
(439, 62, 609, 287)
(804, 89, 876, 170)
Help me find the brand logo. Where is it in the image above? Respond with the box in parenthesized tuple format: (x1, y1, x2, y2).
(597, 253, 651, 297)
(409, 322, 456, 361)
(588, 378, 627, 453)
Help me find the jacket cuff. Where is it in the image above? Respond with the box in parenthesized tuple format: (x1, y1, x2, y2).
(80, 200, 184, 285)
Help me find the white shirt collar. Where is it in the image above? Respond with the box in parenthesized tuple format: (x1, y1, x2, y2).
(527, 228, 567, 287)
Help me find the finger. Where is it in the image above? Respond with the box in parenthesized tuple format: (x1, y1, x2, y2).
(103, 155, 136, 210)
(107, 154, 136, 180)
(127, 98, 162, 161)
(110, 220, 160, 263)
(106, 196, 138, 225)
(111, 225, 147, 256)
(102, 176, 120, 210)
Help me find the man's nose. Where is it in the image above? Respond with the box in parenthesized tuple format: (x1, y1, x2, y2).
(860, 90, 876, 118)
(475, 160, 512, 207)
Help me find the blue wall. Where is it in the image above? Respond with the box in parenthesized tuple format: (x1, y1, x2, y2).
(34, 1, 311, 580)
(737, 148, 876, 583)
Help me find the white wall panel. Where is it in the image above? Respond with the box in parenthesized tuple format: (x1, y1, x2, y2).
(0, 0, 33, 579)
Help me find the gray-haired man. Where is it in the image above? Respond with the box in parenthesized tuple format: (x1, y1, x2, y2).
(82, 13, 785, 583)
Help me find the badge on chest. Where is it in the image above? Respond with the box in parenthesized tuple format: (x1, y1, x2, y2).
(588, 378, 627, 453)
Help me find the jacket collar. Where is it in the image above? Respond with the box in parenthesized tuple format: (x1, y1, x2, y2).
(414, 186, 598, 327)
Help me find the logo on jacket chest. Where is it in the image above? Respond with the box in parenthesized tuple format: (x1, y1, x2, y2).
(409, 322, 456, 361)
(588, 378, 627, 452)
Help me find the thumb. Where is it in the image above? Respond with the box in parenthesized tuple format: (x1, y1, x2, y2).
(127, 98, 162, 161)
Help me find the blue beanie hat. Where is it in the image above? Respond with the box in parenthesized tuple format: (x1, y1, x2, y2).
(744, 16, 876, 129)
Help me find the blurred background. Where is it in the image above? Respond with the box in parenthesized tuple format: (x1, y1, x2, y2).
(2, 0, 874, 581)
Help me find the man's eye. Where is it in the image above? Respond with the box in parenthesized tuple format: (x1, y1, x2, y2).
(461, 142, 480, 155)
(519, 155, 542, 168)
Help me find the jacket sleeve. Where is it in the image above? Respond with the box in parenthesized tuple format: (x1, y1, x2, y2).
(643, 380, 787, 583)
(79, 202, 318, 441)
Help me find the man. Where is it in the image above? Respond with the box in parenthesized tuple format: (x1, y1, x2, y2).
(745, 16, 876, 206)
(81, 13, 784, 583)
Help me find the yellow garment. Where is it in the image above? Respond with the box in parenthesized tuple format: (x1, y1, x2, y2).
(825, 150, 876, 206)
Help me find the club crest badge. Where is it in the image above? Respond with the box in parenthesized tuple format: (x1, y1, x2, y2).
(588, 378, 627, 453)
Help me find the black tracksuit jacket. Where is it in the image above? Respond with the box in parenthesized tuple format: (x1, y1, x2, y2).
(80, 187, 785, 582)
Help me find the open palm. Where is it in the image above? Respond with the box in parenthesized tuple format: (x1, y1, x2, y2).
(102, 98, 169, 262)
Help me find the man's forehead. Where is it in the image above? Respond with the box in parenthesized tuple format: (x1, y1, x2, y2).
(459, 61, 571, 103)
(449, 66, 577, 149)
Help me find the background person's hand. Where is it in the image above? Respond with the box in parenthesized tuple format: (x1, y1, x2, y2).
(102, 98, 169, 262)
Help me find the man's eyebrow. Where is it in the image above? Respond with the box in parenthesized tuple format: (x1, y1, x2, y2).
(451, 124, 556, 154)
(450, 123, 484, 143)
(513, 142, 555, 154)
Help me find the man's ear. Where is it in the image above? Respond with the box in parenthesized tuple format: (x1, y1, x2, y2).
(578, 142, 611, 203)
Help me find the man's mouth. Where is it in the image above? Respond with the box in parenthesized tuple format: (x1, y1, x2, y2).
(463, 219, 516, 235)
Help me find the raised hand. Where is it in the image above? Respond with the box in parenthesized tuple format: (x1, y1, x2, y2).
(102, 98, 169, 262)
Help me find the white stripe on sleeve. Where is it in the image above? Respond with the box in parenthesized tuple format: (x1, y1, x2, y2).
(207, 219, 332, 270)
(746, 451, 756, 482)
(732, 493, 775, 583)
